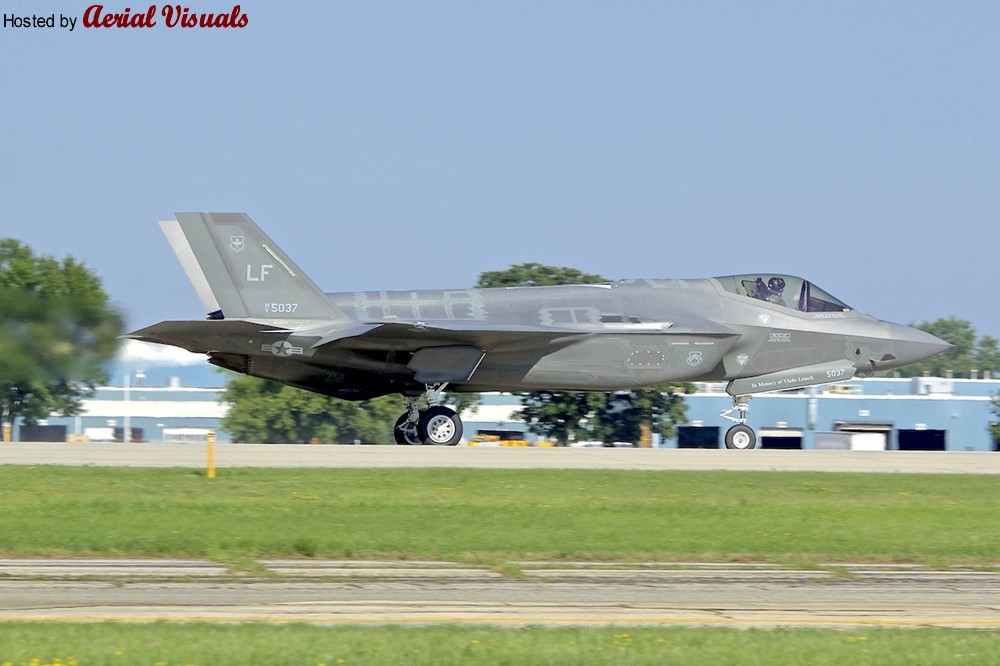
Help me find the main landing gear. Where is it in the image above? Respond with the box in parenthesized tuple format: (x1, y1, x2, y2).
(721, 394, 757, 450)
(393, 383, 464, 446)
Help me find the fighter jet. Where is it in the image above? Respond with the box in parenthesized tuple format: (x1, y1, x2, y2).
(129, 213, 950, 449)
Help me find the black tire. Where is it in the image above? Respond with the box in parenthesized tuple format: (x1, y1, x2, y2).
(724, 424, 757, 450)
(417, 406, 463, 446)
(394, 412, 423, 445)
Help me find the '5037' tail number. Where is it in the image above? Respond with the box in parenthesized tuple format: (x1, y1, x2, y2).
(264, 303, 298, 314)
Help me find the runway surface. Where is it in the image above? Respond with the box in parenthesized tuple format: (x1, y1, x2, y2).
(2, 442, 999, 473)
(2, 559, 998, 628)
(4, 445, 998, 628)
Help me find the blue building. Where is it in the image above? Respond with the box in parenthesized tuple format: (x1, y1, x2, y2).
(461, 377, 1000, 451)
(674, 377, 999, 451)
(37, 380, 228, 443)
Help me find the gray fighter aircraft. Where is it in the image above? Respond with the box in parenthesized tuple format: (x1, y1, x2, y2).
(129, 213, 950, 449)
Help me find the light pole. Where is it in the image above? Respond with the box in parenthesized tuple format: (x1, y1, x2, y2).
(123, 371, 145, 443)
(123, 374, 130, 444)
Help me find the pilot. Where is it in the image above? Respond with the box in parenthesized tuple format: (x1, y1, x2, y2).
(765, 276, 786, 305)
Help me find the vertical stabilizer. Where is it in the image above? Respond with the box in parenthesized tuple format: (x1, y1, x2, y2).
(162, 212, 347, 321)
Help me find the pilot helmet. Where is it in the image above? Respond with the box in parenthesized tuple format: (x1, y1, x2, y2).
(768, 277, 785, 292)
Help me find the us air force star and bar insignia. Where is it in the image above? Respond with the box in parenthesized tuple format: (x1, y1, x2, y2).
(262, 340, 303, 357)
(230, 236, 246, 252)
(686, 351, 704, 367)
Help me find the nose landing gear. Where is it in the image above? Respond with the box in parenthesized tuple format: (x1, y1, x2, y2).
(393, 383, 464, 446)
(721, 395, 757, 449)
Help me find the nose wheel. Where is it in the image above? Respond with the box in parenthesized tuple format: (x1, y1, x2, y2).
(724, 424, 757, 449)
(721, 394, 757, 450)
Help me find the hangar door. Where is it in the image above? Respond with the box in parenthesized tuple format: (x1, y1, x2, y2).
(833, 421, 892, 451)
(678, 426, 720, 449)
(897, 429, 946, 451)
(760, 429, 803, 450)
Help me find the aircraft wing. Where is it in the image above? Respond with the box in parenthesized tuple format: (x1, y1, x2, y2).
(126, 319, 598, 386)
(127, 319, 593, 355)
(127, 320, 294, 354)
(129, 314, 738, 355)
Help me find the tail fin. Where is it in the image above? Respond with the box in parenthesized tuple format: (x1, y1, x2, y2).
(161, 212, 348, 321)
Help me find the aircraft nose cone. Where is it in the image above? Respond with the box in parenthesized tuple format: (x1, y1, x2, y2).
(883, 322, 952, 367)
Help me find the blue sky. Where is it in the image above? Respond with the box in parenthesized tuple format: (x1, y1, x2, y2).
(3, 1, 999, 349)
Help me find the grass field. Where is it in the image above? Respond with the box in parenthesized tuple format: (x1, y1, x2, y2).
(4, 466, 999, 664)
(2, 466, 998, 564)
(2, 623, 999, 666)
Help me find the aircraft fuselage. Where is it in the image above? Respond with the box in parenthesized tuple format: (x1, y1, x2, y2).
(205, 277, 944, 399)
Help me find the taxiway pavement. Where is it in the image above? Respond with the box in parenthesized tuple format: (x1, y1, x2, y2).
(1, 442, 999, 473)
(1, 559, 998, 628)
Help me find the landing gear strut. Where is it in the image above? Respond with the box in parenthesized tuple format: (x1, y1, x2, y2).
(393, 383, 463, 446)
(393, 402, 422, 446)
(721, 394, 757, 450)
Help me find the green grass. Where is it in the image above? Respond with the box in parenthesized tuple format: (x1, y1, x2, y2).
(2, 466, 999, 564)
(1, 623, 999, 666)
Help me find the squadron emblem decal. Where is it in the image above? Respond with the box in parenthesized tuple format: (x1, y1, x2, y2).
(686, 351, 704, 367)
(230, 236, 246, 252)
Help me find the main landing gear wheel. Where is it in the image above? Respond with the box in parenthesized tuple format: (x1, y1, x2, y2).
(394, 383, 464, 446)
(417, 405, 463, 446)
(393, 412, 423, 445)
(725, 424, 757, 450)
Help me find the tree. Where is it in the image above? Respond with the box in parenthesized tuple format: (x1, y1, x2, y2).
(477, 263, 612, 445)
(0, 239, 123, 428)
(899, 318, 1000, 378)
(519, 391, 606, 446)
(592, 384, 691, 444)
(221, 375, 401, 443)
(477, 263, 608, 288)
(976, 336, 1000, 377)
(222, 374, 477, 443)
(476, 263, 689, 445)
(992, 393, 1000, 446)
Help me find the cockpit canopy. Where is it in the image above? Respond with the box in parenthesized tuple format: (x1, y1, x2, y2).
(715, 274, 851, 313)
